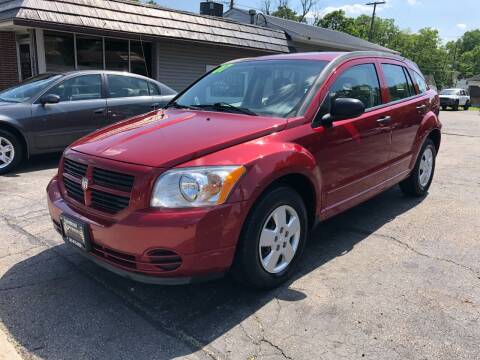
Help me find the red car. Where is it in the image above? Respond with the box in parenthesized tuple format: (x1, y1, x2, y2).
(47, 52, 441, 288)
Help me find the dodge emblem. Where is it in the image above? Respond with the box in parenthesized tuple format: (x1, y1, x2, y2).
(81, 177, 89, 191)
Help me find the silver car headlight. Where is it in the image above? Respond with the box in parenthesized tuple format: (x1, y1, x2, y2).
(150, 166, 246, 208)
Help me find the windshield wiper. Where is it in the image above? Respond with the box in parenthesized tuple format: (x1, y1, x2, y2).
(165, 101, 201, 111)
(196, 102, 258, 116)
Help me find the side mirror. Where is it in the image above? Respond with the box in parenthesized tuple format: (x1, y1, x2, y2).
(321, 98, 365, 126)
(40, 94, 60, 105)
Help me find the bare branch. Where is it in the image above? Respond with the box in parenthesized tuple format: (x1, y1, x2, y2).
(298, 0, 317, 22)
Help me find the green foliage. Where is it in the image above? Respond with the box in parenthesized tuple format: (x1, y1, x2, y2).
(316, 10, 480, 88)
(272, 5, 305, 22)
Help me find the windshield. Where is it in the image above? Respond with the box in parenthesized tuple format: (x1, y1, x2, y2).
(174, 60, 328, 118)
(440, 89, 460, 95)
(0, 74, 63, 103)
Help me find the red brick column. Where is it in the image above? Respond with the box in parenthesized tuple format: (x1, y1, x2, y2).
(0, 32, 19, 90)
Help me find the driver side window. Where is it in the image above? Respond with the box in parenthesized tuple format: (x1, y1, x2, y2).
(321, 63, 381, 115)
(48, 75, 102, 102)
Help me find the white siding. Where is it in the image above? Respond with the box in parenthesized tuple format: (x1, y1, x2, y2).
(156, 39, 267, 92)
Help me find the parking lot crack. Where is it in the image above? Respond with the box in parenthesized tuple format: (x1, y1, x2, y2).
(260, 339, 294, 360)
(343, 226, 480, 280)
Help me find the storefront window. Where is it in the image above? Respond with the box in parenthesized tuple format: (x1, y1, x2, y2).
(76, 35, 103, 70)
(130, 41, 152, 77)
(105, 39, 129, 71)
(43, 32, 152, 78)
(44, 31, 75, 72)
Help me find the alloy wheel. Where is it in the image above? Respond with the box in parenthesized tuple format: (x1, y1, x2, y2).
(258, 205, 301, 274)
(0, 137, 15, 169)
(418, 147, 433, 187)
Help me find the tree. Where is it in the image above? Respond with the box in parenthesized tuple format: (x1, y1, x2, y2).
(271, 1, 303, 22)
(298, 0, 317, 23)
(315, 10, 356, 33)
(260, 0, 273, 15)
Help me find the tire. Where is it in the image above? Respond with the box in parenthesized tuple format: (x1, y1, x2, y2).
(464, 101, 470, 110)
(453, 100, 459, 111)
(0, 129, 24, 175)
(232, 186, 308, 289)
(399, 138, 436, 197)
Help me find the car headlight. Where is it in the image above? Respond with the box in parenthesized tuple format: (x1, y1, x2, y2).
(150, 166, 246, 208)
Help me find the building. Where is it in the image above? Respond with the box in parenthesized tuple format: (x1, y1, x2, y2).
(0, 0, 289, 91)
(224, 8, 396, 54)
(466, 74, 480, 106)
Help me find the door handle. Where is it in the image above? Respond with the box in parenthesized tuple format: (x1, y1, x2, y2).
(416, 104, 427, 111)
(376, 116, 392, 124)
(93, 108, 105, 114)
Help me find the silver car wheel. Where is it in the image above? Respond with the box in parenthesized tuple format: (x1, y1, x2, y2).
(0, 137, 15, 169)
(259, 205, 301, 274)
(418, 147, 433, 187)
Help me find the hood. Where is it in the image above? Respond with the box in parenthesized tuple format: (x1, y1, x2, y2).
(71, 109, 287, 168)
(439, 94, 459, 99)
(0, 102, 31, 122)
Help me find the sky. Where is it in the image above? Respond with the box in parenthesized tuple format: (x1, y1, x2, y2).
(153, 0, 480, 42)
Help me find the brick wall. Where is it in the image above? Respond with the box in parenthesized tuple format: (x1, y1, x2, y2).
(0, 32, 19, 90)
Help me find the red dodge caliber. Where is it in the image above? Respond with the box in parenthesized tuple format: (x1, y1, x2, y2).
(47, 52, 441, 288)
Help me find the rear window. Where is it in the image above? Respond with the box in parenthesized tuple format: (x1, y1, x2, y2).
(107, 75, 149, 98)
(412, 71, 428, 94)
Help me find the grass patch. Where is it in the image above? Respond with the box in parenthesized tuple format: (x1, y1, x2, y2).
(469, 106, 480, 111)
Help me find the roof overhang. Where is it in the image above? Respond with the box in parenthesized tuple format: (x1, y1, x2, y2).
(0, 0, 289, 53)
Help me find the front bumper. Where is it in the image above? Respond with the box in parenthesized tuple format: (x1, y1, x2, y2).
(439, 98, 458, 106)
(47, 176, 250, 284)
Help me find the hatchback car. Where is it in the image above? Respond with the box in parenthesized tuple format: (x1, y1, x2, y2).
(0, 71, 176, 174)
(439, 88, 470, 110)
(47, 52, 441, 288)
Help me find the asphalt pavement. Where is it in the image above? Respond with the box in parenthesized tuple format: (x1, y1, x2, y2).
(0, 109, 479, 360)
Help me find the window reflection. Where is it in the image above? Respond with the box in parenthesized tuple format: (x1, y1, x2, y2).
(77, 35, 103, 70)
(105, 39, 129, 71)
(44, 31, 75, 72)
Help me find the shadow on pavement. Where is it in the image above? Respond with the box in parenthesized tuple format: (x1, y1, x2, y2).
(0, 187, 425, 359)
(2, 153, 61, 177)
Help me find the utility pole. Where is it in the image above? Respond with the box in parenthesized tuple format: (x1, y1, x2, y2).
(229, 0, 234, 9)
(366, 1, 385, 41)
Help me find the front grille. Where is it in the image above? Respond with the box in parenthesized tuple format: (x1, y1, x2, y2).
(91, 243, 136, 269)
(62, 157, 134, 215)
(63, 176, 84, 203)
(91, 189, 130, 214)
(93, 168, 134, 192)
(64, 158, 87, 178)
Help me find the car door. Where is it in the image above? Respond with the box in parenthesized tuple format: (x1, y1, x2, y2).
(308, 60, 391, 211)
(148, 81, 176, 109)
(30, 73, 106, 150)
(105, 74, 153, 124)
(379, 62, 426, 176)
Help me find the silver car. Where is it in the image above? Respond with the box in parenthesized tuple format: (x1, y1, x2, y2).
(0, 71, 176, 174)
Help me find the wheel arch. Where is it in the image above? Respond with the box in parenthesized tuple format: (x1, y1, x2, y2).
(0, 121, 29, 158)
(427, 128, 441, 153)
(256, 172, 317, 229)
